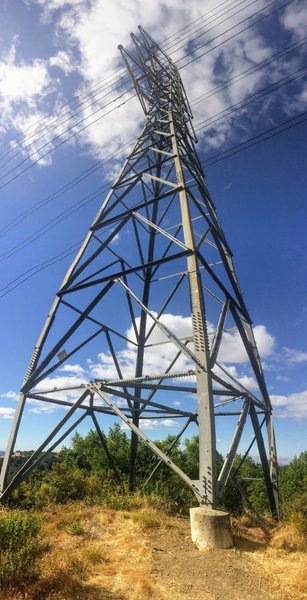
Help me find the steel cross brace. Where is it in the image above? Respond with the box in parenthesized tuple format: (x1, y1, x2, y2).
(0, 27, 279, 518)
(87, 381, 206, 503)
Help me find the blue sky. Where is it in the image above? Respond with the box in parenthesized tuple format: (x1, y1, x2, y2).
(0, 0, 306, 462)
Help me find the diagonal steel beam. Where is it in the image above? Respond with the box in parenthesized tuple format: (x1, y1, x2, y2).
(87, 382, 205, 503)
(217, 399, 251, 498)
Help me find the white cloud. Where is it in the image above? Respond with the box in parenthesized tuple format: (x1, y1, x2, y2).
(28, 374, 88, 413)
(280, 0, 307, 38)
(49, 50, 76, 74)
(1, 391, 18, 401)
(271, 390, 307, 420)
(60, 0, 272, 156)
(121, 417, 179, 431)
(20, 0, 302, 165)
(141, 420, 164, 431)
(0, 313, 273, 416)
(161, 419, 178, 427)
(114, 398, 129, 409)
(110, 231, 120, 245)
(34, 374, 87, 393)
(59, 363, 86, 375)
(2, 0, 305, 170)
(28, 400, 59, 415)
(254, 325, 277, 358)
(283, 347, 307, 363)
(218, 324, 275, 364)
(29, 0, 90, 24)
(214, 364, 258, 392)
(90, 312, 194, 381)
(89, 312, 273, 401)
(0, 41, 50, 108)
(0, 407, 15, 420)
(1, 374, 88, 416)
(0, 38, 63, 166)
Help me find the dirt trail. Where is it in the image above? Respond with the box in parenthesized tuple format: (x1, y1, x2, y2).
(148, 518, 272, 600)
(86, 510, 301, 600)
(1, 507, 306, 600)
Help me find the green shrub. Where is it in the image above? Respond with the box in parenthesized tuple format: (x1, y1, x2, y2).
(279, 452, 307, 518)
(144, 493, 176, 514)
(69, 520, 84, 536)
(0, 510, 41, 586)
(132, 511, 160, 529)
(101, 490, 144, 512)
(33, 463, 87, 505)
(289, 491, 307, 536)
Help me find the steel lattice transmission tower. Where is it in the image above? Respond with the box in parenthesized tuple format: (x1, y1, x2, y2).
(0, 27, 279, 517)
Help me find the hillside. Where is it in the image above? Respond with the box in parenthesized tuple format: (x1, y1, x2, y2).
(0, 504, 306, 600)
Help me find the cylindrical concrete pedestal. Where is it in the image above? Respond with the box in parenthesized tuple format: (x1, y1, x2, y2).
(190, 507, 233, 550)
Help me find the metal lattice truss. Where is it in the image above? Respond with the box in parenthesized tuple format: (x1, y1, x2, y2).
(0, 27, 279, 517)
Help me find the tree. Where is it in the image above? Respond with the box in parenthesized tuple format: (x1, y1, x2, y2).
(279, 451, 307, 515)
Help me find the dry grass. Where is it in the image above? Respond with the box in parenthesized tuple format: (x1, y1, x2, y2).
(271, 522, 307, 552)
(32, 504, 168, 600)
(85, 509, 165, 600)
(131, 509, 161, 530)
(234, 517, 307, 600)
(1, 505, 306, 600)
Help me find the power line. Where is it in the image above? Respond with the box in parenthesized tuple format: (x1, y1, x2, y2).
(0, 110, 306, 301)
(159, 0, 245, 46)
(0, 69, 128, 164)
(0, 0, 304, 268)
(3, 67, 305, 264)
(0, 0, 249, 166)
(0, 74, 130, 170)
(0, 138, 135, 238)
(180, 0, 296, 68)
(0, 241, 82, 299)
(2, 31, 304, 239)
(0, 0, 296, 190)
(190, 37, 307, 106)
(0, 147, 156, 263)
(166, 0, 262, 57)
(0, 93, 134, 192)
(194, 66, 307, 130)
(0, 52, 305, 245)
(0, 188, 106, 263)
(201, 109, 307, 167)
(0, 0, 282, 178)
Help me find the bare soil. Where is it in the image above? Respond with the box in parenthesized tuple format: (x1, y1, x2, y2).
(1, 507, 306, 600)
(148, 518, 274, 600)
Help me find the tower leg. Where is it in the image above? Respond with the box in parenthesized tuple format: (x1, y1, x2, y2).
(129, 429, 139, 492)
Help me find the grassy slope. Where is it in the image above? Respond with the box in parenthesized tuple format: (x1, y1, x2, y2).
(0, 503, 306, 600)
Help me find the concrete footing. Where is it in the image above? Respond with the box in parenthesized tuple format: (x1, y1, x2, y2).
(190, 507, 233, 550)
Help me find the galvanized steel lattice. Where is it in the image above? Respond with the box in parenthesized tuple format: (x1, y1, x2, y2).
(0, 27, 279, 517)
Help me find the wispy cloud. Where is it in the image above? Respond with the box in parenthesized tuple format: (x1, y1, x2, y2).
(59, 363, 86, 375)
(280, 0, 307, 38)
(271, 389, 307, 420)
(282, 346, 307, 363)
(121, 417, 179, 431)
(90, 311, 274, 398)
(1, 391, 18, 401)
(3, 0, 305, 167)
(0, 407, 15, 419)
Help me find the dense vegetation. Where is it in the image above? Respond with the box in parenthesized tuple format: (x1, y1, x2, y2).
(0, 511, 40, 586)
(0, 426, 306, 593)
(4, 424, 306, 522)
